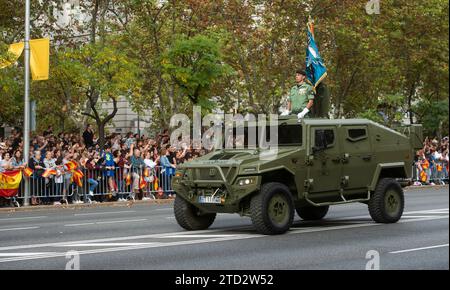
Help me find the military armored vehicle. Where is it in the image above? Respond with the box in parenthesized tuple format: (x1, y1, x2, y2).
(172, 116, 423, 235)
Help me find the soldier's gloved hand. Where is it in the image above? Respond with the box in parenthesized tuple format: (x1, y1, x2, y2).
(297, 108, 309, 120)
(280, 110, 290, 116)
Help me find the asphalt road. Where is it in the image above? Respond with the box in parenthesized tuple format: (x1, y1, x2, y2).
(0, 186, 448, 270)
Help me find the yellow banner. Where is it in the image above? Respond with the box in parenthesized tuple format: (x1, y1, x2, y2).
(0, 38, 49, 80)
(0, 42, 24, 69)
(30, 38, 49, 80)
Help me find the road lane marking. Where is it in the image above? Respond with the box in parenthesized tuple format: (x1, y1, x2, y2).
(160, 234, 238, 238)
(0, 252, 58, 257)
(64, 219, 147, 227)
(55, 242, 155, 247)
(390, 244, 449, 254)
(74, 211, 136, 216)
(0, 216, 47, 221)
(0, 226, 40, 232)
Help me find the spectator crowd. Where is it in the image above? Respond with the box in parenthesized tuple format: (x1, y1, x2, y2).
(414, 136, 449, 185)
(0, 125, 208, 206)
(0, 125, 448, 207)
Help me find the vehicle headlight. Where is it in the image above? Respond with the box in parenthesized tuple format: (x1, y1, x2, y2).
(236, 177, 256, 186)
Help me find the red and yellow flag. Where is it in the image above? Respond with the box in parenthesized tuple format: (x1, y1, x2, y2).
(139, 176, 147, 190)
(64, 161, 78, 171)
(0, 170, 22, 197)
(71, 169, 84, 187)
(153, 177, 159, 191)
(420, 170, 427, 182)
(23, 167, 33, 178)
(42, 168, 57, 178)
(422, 159, 430, 170)
(143, 168, 150, 177)
(125, 173, 132, 186)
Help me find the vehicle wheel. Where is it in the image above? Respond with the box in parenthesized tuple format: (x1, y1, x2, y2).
(368, 178, 404, 223)
(250, 182, 294, 235)
(174, 195, 216, 230)
(296, 205, 329, 220)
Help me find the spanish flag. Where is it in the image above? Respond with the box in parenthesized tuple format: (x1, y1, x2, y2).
(23, 167, 33, 178)
(0, 170, 22, 197)
(420, 171, 427, 182)
(125, 173, 132, 186)
(64, 161, 78, 171)
(139, 177, 147, 190)
(153, 177, 159, 191)
(143, 168, 150, 177)
(71, 169, 84, 187)
(437, 164, 443, 172)
(42, 168, 57, 178)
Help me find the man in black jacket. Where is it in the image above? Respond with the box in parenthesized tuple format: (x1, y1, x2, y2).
(83, 124, 94, 149)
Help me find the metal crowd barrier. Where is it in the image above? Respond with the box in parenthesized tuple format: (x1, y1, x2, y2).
(412, 160, 449, 184)
(11, 166, 175, 206)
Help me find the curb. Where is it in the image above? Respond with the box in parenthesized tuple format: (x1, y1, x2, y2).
(0, 185, 447, 213)
(0, 199, 174, 213)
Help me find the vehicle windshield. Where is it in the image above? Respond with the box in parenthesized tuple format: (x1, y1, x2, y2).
(224, 124, 302, 148)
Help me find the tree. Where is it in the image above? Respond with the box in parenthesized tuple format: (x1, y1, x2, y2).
(162, 34, 233, 110)
(57, 40, 142, 148)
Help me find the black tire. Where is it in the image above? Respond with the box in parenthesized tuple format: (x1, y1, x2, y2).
(250, 182, 295, 235)
(174, 196, 216, 230)
(368, 178, 404, 223)
(296, 205, 329, 220)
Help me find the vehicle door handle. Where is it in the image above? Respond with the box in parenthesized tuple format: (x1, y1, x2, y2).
(362, 155, 372, 161)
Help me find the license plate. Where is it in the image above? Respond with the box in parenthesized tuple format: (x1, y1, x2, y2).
(198, 196, 222, 204)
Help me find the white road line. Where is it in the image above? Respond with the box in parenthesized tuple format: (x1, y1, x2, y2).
(73, 211, 136, 216)
(0, 216, 47, 221)
(0, 226, 40, 232)
(55, 242, 155, 247)
(160, 234, 238, 238)
(390, 244, 449, 254)
(64, 218, 147, 227)
(0, 252, 58, 257)
(153, 208, 172, 211)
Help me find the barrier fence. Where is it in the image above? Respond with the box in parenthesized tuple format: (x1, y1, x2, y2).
(1, 162, 448, 207)
(5, 166, 175, 206)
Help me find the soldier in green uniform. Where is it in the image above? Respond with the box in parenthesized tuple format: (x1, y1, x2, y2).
(287, 69, 314, 119)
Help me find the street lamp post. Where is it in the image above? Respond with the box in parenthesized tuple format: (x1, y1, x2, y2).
(23, 0, 31, 206)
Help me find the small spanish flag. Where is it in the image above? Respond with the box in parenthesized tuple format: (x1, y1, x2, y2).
(71, 169, 84, 187)
(153, 177, 159, 191)
(139, 177, 147, 190)
(23, 167, 33, 178)
(0, 170, 23, 197)
(42, 168, 57, 178)
(437, 164, 443, 172)
(125, 174, 132, 186)
(64, 161, 78, 171)
(143, 168, 150, 177)
(420, 171, 427, 182)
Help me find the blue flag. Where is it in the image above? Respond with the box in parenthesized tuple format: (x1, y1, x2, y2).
(306, 21, 327, 89)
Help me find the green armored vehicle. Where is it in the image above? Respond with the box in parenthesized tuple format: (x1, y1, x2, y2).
(172, 117, 423, 235)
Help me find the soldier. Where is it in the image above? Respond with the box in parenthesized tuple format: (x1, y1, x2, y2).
(287, 69, 314, 119)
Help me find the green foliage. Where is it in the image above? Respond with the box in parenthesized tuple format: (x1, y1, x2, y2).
(162, 34, 233, 110)
(413, 99, 449, 137)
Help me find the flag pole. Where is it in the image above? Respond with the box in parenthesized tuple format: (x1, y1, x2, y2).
(23, 0, 31, 206)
